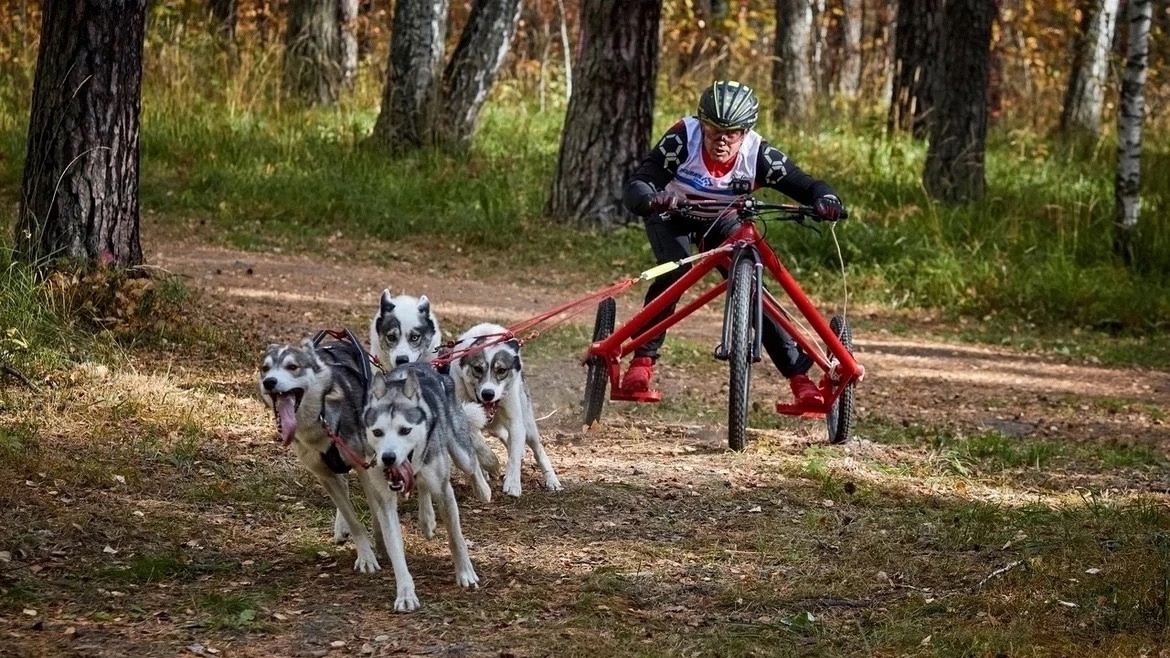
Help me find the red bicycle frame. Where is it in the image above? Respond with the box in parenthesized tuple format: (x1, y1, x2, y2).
(586, 216, 865, 416)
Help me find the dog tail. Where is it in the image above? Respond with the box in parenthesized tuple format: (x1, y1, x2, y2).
(461, 402, 501, 478)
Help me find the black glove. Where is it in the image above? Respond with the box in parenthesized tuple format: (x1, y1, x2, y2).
(647, 191, 682, 214)
(813, 195, 845, 221)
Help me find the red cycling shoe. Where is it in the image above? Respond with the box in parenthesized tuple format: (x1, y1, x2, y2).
(620, 356, 655, 392)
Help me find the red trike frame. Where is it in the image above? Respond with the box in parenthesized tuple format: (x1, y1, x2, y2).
(585, 214, 865, 417)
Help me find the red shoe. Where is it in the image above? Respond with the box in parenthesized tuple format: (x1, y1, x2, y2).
(620, 357, 655, 392)
(788, 373, 824, 407)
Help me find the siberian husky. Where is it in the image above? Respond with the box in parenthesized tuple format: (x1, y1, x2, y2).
(369, 288, 442, 368)
(257, 333, 397, 575)
(450, 323, 562, 497)
(364, 362, 491, 611)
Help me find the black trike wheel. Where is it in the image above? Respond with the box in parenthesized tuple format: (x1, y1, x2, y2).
(825, 315, 856, 445)
(727, 257, 756, 452)
(582, 297, 616, 428)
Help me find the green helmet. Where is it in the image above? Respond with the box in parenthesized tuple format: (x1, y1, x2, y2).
(697, 80, 759, 130)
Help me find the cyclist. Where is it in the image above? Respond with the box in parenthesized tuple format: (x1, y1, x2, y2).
(620, 80, 846, 408)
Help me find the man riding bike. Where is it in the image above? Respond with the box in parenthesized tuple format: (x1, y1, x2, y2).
(620, 80, 846, 409)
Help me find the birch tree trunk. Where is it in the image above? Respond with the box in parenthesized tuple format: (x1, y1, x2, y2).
(369, 0, 449, 151)
(773, 0, 814, 123)
(16, 0, 147, 268)
(922, 0, 996, 203)
(339, 0, 359, 91)
(838, 0, 864, 99)
(1060, 0, 1121, 137)
(284, 0, 345, 105)
(888, 0, 940, 137)
(439, 0, 524, 150)
(1113, 0, 1152, 263)
(546, 0, 662, 227)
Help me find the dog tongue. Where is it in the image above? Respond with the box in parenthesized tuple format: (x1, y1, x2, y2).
(274, 394, 298, 445)
(389, 463, 415, 496)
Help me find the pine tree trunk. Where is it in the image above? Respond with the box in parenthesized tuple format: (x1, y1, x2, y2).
(439, 0, 524, 150)
(1060, 0, 1120, 137)
(838, 0, 864, 99)
(545, 0, 662, 228)
(922, 0, 996, 203)
(284, 0, 345, 105)
(773, 0, 814, 123)
(16, 0, 147, 268)
(369, 0, 449, 151)
(1113, 0, 1151, 263)
(888, 0, 940, 137)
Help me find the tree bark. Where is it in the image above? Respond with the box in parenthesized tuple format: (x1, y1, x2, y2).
(339, 0, 359, 91)
(284, 0, 345, 105)
(888, 0, 940, 137)
(16, 0, 147, 268)
(923, 0, 996, 203)
(1113, 0, 1151, 263)
(1060, 0, 1120, 137)
(439, 0, 524, 149)
(546, 0, 662, 228)
(773, 0, 814, 124)
(369, 0, 449, 151)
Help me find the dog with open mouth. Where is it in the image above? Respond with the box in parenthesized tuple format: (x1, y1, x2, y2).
(258, 334, 401, 576)
(363, 361, 489, 612)
(450, 323, 562, 497)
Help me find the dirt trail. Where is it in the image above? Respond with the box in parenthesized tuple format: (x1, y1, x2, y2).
(149, 231, 1170, 451)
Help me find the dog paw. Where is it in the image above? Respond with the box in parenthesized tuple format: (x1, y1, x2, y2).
(544, 474, 564, 492)
(455, 568, 480, 589)
(502, 475, 522, 498)
(394, 589, 421, 612)
(353, 552, 381, 574)
(419, 509, 437, 539)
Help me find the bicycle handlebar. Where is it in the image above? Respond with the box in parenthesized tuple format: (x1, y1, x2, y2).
(669, 197, 849, 222)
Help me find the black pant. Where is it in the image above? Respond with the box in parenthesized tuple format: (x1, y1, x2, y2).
(633, 215, 813, 378)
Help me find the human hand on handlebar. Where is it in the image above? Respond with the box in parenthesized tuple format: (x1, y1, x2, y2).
(648, 191, 683, 213)
(813, 195, 845, 221)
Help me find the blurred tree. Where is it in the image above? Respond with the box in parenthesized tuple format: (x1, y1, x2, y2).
(439, 0, 525, 148)
(546, 0, 662, 227)
(888, 0, 939, 137)
(773, 0, 814, 123)
(16, 0, 147, 268)
(1114, 0, 1152, 263)
(923, 0, 996, 202)
(283, 0, 352, 104)
(1060, 0, 1120, 137)
(207, 0, 238, 42)
(837, 0, 864, 99)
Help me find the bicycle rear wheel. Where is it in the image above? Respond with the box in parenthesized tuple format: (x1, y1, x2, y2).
(825, 315, 856, 445)
(727, 258, 755, 452)
(582, 297, 616, 428)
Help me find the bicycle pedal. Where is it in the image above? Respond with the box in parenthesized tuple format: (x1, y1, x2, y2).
(611, 389, 663, 403)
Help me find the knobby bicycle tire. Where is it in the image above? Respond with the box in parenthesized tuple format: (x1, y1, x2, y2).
(826, 315, 856, 445)
(582, 297, 616, 428)
(727, 258, 755, 452)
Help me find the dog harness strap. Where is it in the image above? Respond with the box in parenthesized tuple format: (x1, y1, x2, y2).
(320, 444, 353, 475)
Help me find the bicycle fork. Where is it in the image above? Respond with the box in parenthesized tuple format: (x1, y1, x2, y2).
(714, 247, 764, 363)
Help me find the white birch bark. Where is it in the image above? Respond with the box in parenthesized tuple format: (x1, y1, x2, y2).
(1114, 0, 1151, 242)
(1060, 0, 1120, 136)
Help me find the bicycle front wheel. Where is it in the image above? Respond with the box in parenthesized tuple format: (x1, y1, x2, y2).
(582, 297, 616, 428)
(825, 315, 856, 445)
(727, 257, 755, 452)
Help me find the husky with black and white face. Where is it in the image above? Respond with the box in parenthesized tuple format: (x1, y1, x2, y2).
(363, 362, 493, 612)
(257, 338, 391, 575)
(369, 289, 441, 368)
(450, 322, 563, 498)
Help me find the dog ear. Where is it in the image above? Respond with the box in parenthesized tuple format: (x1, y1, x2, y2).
(417, 295, 430, 316)
(369, 373, 387, 400)
(402, 368, 420, 399)
(380, 289, 395, 315)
